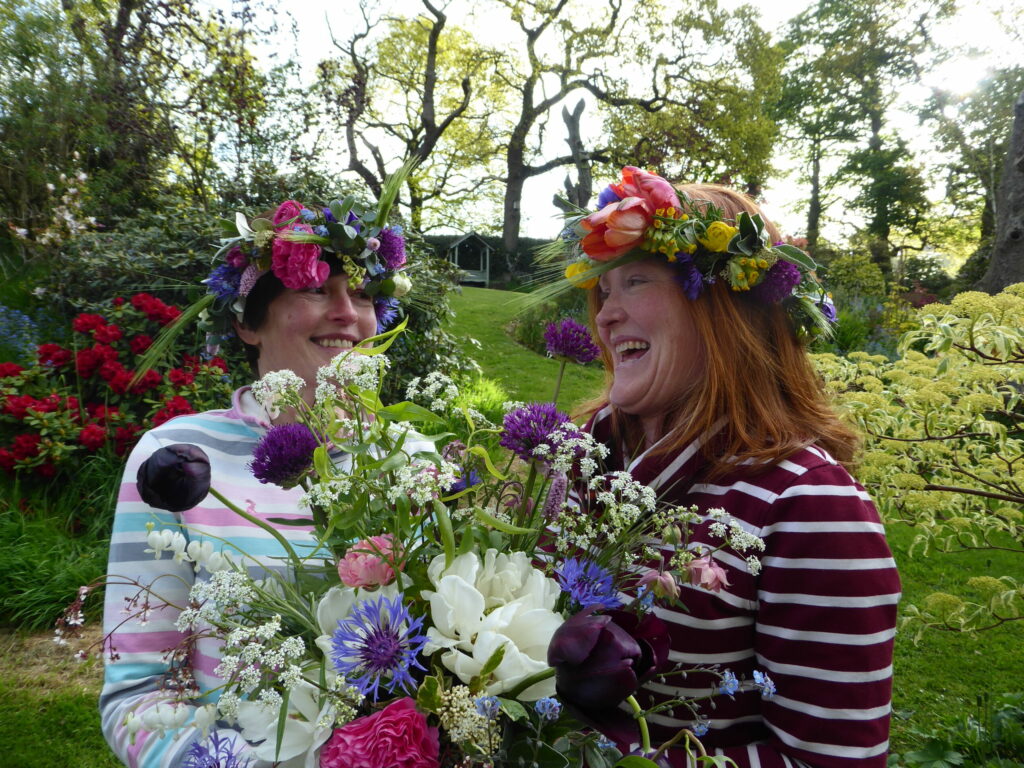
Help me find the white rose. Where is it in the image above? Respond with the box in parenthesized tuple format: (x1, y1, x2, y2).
(390, 273, 412, 298)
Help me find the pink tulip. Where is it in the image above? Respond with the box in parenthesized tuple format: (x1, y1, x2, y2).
(610, 166, 682, 212)
(580, 197, 652, 261)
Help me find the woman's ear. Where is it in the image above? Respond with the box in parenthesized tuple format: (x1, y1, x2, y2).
(234, 318, 260, 347)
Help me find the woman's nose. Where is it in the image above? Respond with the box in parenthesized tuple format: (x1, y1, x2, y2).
(596, 293, 623, 327)
(327, 289, 359, 322)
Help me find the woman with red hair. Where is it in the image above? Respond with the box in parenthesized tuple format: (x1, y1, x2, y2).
(554, 168, 899, 767)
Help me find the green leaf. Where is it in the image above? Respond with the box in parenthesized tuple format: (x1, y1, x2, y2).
(250, 216, 274, 232)
(469, 642, 507, 692)
(313, 445, 331, 479)
(377, 401, 443, 424)
(274, 686, 291, 762)
(497, 697, 529, 722)
(737, 210, 757, 238)
(218, 217, 238, 237)
(774, 244, 817, 272)
(473, 506, 536, 535)
(265, 516, 315, 526)
(614, 757, 661, 768)
(904, 740, 966, 767)
(416, 675, 444, 713)
(434, 499, 455, 568)
(468, 444, 506, 480)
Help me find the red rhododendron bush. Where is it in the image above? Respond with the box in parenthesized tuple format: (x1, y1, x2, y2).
(0, 292, 238, 482)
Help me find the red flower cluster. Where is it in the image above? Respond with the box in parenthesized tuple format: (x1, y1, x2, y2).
(131, 293, 181, 326)
(0, 292, 235, 479)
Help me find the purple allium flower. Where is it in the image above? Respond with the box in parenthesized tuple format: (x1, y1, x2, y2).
(750, 260, 801, 303)
(597, 186, 623, 209)
(183, 733, 251, 768)
(374, 296, 400, 332)
(329, 594, 427, 701)
(818, 299, 838, 323)
(377, 226, 406, 270)
(206, 263, 244, 301)
(544, 318, 600, 364)
(671, 261, 704, 301)
(250, 423, 319, 488)
(555, 558, 623, 610)
(500, 402, 571, 463)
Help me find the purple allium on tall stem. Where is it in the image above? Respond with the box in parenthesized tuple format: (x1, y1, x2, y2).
(750, 260, 801, 303)
(500, 402, 571, 463)
(544, 318, 600, 364)
(329, 594, 427, 701)
(555, 558, 623, 610)
(377, 226, 406, 270)
(250, 423, 319, 488)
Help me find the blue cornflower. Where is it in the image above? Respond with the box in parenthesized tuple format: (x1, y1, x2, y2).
(753, 670, 776, 699)
(534, 697, 562, 721)
(555, 558, 623, 610)
(475, 695, 501, 720)
(718, 669, 739, 696)
(330, 594, 427, 701)
(205, 263, 244, 301)
(374, 296, 400, 332)
(183, 733, 251, 768)
(691, 720, 709, 737)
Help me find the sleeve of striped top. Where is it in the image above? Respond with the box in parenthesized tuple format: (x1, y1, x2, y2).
(100, 427, 255, 767)
(713, 461, 901, 768)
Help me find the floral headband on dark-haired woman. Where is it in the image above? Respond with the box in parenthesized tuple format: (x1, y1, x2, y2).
(536, 166, 836, 342)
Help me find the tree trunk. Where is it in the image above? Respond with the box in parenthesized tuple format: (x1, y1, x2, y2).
(807, 140, 822, 252)
(503, 139, 527, 259)
(976, 89, 1024, 294)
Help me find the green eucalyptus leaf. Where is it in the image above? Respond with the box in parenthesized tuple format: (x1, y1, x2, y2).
(250, 217, 274, 232)
(774, 244, 816, 272)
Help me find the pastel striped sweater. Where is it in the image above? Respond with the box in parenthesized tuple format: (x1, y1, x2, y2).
(101, 387, 381, 768)
(582, 406, 901, 768)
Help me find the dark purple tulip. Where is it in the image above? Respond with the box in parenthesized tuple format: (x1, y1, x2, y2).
(547, 608, 670, 746)
(137, 444, 211, 512)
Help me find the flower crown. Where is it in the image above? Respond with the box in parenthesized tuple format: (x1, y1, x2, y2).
(198, 163, 416, 346)
(541, 166, 835, 340)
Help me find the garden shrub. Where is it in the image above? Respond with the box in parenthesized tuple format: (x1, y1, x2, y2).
(823, 252, 887, 304)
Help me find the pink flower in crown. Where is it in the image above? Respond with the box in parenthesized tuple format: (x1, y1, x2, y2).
(337, 534, 404, 588)
(225, 247, 248, 268)
(579, 167, 682, 262)
(272, 200, 304, 227)
(238, 265, 265, 298)
(319, 697, 439, 768)
(686, 555, 730, 593)
(269, 199, 329, 290)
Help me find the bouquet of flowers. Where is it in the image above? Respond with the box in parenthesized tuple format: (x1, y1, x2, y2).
(61, 319, 770, 768)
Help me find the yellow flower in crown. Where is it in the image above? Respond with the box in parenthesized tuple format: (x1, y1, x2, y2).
(698, 221, 739, 253)
(565, 260, 599, 290)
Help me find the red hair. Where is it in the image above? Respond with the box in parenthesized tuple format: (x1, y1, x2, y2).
(580, 184, 859, 477)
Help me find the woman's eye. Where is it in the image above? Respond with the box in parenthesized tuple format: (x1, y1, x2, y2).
(627, 276, 648, 287)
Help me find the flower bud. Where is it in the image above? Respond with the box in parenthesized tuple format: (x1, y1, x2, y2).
(662, 524, 683, 546)
(136, 444, 211, 512)
(390, 273, 412, 298)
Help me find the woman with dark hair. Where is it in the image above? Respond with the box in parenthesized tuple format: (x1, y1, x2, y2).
(553, 167, 899, 767)
(99, 186, 420, 767)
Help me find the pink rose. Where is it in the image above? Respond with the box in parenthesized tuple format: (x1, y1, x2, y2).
(686, 556, 730, 593)
(272, 200, 304, 227)
(319, 698, 439, 768)
(337, 534, 403, 588)
(271, 235, 328, 290)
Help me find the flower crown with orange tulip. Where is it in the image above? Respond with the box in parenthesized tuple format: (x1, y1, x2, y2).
(537, 166, 835, 341)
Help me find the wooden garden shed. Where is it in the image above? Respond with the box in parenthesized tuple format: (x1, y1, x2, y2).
(446, 232, 492, 286)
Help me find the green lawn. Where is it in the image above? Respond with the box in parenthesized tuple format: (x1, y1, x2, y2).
(2, 285, 1020, 764)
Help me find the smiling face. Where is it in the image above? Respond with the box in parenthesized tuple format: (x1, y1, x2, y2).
(236, 274, 378, 400)
(595, 258, 705, 444)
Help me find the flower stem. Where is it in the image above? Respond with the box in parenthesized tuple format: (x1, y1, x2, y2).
(626, 695, 651, 755)
(505, 666, 555, 699)
(209, 488, 302, 566)
(552, 359, 567, 405)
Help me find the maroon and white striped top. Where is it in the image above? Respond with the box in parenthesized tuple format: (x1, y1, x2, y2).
(583, 406, 901, 768)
